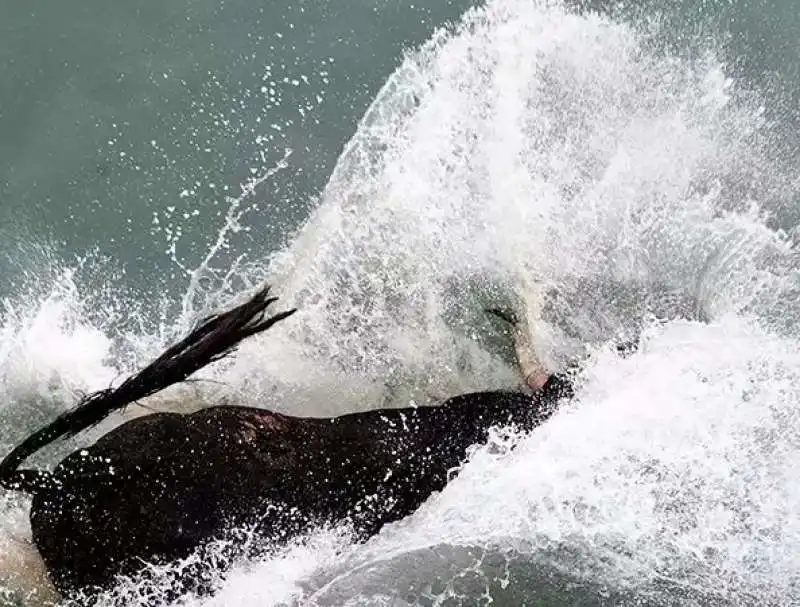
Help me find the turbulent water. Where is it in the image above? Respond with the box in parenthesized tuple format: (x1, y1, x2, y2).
(2, 0, 800, 605)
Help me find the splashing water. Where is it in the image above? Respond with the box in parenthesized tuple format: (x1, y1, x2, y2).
(2, 0, 800, 604)
(255, 0, 799, 411)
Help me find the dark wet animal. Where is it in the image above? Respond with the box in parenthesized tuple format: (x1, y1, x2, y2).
(0, 286, 573, 599)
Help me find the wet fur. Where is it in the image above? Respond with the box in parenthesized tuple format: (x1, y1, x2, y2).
(1, 285, 573, 599)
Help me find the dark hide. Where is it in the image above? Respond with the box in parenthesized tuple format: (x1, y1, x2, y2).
(32, 379, 572, 596)
(1, 286, 575, 599)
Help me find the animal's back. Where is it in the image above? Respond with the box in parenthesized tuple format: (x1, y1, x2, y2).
(30, 406, 314, 594)
(27, 390, 548, 595)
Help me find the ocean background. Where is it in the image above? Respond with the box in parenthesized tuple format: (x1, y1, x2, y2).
(2, 0, 800, 604)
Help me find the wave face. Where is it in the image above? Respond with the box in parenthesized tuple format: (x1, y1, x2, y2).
(2, 0, 800, 605)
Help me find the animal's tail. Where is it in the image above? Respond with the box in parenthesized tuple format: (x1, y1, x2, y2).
(0, 285, 296, 495)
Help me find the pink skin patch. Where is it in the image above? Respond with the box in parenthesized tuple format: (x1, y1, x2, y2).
(238, 410, 288, 444)
(526, 369, 551, 391)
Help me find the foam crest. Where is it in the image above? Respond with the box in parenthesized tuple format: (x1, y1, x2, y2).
(299, 317, 800, 604)
(253, 0, 797, 412)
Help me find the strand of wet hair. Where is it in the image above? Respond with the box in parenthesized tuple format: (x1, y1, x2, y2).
(0, 285, 296, 495)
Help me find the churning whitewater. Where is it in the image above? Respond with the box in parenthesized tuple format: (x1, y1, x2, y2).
(2, 0, 800, 604)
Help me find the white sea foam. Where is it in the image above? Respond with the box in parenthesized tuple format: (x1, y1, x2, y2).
(1, 0, 799, 604)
